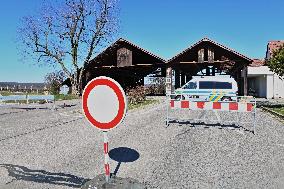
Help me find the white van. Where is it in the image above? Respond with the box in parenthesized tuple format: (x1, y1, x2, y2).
(175, 76, 238, 101)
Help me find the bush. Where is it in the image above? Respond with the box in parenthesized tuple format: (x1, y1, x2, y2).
(45, 71, 66, 95)
(126, 86, 147, 105)
(146, 77, 165, 95)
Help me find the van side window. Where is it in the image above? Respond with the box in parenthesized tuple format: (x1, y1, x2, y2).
(199, 81, 214, 89)
(199, 81, 232, 89)
(184, 82, 197, 89)
(215, 82, 232, 89)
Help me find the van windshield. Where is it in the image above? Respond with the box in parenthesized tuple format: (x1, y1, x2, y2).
(183, 82, 197, 89)
(199, 81, 232, 89)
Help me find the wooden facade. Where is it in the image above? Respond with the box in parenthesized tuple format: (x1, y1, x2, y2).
(82, 37, 252, 95)
(83, 38, 166, 90)
(167, 38, 252, 95)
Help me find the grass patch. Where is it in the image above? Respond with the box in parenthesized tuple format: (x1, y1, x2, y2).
(55, 94, 79, 101)
(128, 99, 159, 110)
(0, 91, 17, 96)
(1, 100, 49, 104)
(271, 107, 284, 115)
(0, 92, 79, 102)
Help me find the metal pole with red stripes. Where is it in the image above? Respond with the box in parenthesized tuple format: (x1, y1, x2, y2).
(103, 131, 110, 182)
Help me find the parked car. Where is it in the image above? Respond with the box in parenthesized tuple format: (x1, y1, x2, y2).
(174, 76, 238, 101)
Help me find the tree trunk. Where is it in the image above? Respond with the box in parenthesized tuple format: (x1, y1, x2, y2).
(78, 68, 85, 95)
(71, 84, 79, 95)
(70, 72, 80, 96)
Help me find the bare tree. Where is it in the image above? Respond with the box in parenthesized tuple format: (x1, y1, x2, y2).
(19, 0, 119, 95)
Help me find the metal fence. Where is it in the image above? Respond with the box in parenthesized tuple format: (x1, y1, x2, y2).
(166, 94, 257, 134)
(0, 95, 55, 110)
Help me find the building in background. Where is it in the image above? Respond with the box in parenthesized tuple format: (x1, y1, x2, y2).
(0, 82, 46, 91)
(247, 41, 284, 98)
(64, 37, 283, 98)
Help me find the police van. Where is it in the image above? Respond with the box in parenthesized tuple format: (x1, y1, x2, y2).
(175, 76, 238, 101)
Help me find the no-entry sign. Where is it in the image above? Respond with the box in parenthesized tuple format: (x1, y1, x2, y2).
(82, 76, 127, 131)
(82, 76, 127, 183)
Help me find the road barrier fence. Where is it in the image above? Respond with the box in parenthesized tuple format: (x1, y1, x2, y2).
(166, 94, 257, 133)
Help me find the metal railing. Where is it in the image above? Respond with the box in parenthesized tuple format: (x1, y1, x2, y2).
(0, 95, 56, 110)
(166, 93, 257, 134)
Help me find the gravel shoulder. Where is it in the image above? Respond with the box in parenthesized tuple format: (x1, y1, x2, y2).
(0, 99, 284, 189)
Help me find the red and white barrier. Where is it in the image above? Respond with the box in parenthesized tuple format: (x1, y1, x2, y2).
(170, 100, 254, 112)
(166, 95, 257, 134)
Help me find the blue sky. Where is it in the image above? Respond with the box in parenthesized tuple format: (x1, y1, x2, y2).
(0, 0, 284, 82)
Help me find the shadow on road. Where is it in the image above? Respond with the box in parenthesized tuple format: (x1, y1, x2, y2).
(0, 164, 90, 188)
(109, 147, 140, 176)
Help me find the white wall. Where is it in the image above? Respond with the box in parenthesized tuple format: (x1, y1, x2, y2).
(248, 66, 284, 98)
(248, 66, 274, 75)
(274, 75, 284, 98)
(266, 75, 274, 98)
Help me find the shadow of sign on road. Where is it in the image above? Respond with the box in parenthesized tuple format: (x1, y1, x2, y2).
(109, 147, 140, 176)
(0, 164, 90, 188)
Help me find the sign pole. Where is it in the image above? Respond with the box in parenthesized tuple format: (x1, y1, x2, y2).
(103, 131, 110, 182)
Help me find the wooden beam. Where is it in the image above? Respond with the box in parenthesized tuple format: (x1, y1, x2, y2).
(175, 69, 180, 88)
(180, 60, 229, 64)
(243, 65, 248, 96)
(135, 64, 153, 66)
(198, 49, 205, 63)
(102, 66, 116, 68)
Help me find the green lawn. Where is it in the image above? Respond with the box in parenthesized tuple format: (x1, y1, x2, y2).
(54, 94, 79, 100)
(272, 107, 284, 115)
(1, 92, 158, 109)
(128, 99, 159, 110)
(0, 92, 79, 103)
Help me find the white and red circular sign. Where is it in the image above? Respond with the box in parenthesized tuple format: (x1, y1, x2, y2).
(82, 76, 127, 131)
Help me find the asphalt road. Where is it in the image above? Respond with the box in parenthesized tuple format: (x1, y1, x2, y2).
(0, 99, 284, 189)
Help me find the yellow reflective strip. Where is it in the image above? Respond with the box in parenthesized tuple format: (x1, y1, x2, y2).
(209, 95, 215, 101)
(217, 91, 223, 102)
(209, 90, 216, 101)
(214, 95, 222, 102)
(211, 95, 218, 102)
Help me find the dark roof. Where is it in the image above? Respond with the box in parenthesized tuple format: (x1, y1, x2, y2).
(168, 37, 252, 63)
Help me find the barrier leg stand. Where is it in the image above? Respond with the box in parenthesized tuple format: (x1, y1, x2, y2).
(103, 131, 110, 182)
(53, 99, 56, 111)
(253, 101, 256, 134)
(203, 111, 207, 124)
(236, 112, 239, 127)
(198, 111, 206, 123)
(214, 110, 221, 124)
(166, 96, 170, 127)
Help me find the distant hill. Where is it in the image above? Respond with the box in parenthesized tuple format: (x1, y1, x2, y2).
(0, 82, 46, 90)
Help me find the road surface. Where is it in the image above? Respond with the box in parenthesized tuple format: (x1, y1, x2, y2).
(0, 99, 284, 188)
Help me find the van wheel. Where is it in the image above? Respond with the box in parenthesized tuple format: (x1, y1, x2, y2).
(221, 97, 232, 102)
